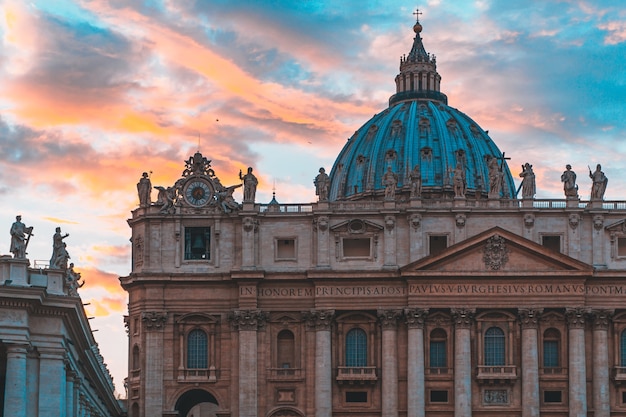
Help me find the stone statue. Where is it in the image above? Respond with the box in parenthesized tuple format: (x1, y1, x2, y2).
(487, 156, 503, 198)
(239, 167, 258, 203)
(382, 167, 398, 199)
(561, 164, 578, 198)
(9, 215, 33, 259)
(409, 164, 422, 198)
(589, 164, 608, 200)
(453, 163, 466, 198)
(66, 263, 85, 296)
(314, 167, 330, 201)
(137, 172, 152, 207)
(518, 163, 536, 199)
(50, 227, 69, 268)
(216, 183, 242, 213)
(51, 242, 70, 270)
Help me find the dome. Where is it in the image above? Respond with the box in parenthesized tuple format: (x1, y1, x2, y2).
(328, 16, 515, 201)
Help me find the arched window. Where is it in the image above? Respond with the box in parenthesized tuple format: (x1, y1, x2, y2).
(187, 329, 208, 369)
(346, 328, 367, 367)
(429, 328, 447, 368)
(277, 330, 295, 368)
(132, 345, 140, 370)
(484, 327, 505, 366)
(621, 329, 626, 366)
(131, 403, 139, 417)
(543, 328, 560, 368)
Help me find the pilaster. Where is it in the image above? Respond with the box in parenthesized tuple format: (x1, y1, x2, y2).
(3, 343, 28, 417)
(303, 310, 335, 417)
(518, 308, 542, 417)
(565, 308, 588, 417)
(142, 311, 167, 417)
(379, 309, 401, 417)
(591, 309, 612, 417)
(405, 308, 428, 417)
(451, 308, 474, 417)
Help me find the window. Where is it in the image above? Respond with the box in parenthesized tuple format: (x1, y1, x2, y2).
(621, 329, 626, 366)
(187, 329, 208, 369)
(430, 390, 448, 403)
(132, 345, 140, 370)
(343, 238, 371, 257)
(541, 235, 560, 253)
(429, 235, 447, 256)
(184, 227, 210, 260)
(484, 327, 505, 366)
(619, 238, 626, 257)
(346, 392, 367, 403)
(543, 328, 560, 368)
(277, 330, 295, 368)
(622, 391, 626, 404)
(429, 328, 447, 368)
(276, 238, 296, 260)
(346, 328, 367, 367)
(544, 390, 562, 403)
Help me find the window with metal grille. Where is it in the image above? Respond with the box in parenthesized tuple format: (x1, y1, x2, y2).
(543, 328, 560, 367)
(484, 327, 505, 366)
(187, 329, 208, 369)
(429, 328, 447, 368)
(621, 329, 626, 366)
(346, 328, 367, 367)
(184, 227, 211, 260)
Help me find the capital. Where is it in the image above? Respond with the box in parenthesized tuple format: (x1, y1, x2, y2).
(378, 309, 402, 329)
(302, 309, 335, 331)
(590, 309, 613, 330)
(565, 307, 589, 329)
(228, 310, 268, 331)
(518, 308, 543, 329)
(405, 308, 428, 328)
(142, 311, 167, 330)
(451, 308, 475, 328)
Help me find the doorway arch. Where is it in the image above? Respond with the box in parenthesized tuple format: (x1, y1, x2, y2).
(174, 389, 218, 417)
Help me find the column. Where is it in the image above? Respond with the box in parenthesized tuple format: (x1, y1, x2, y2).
(379, 310, 402, 417)
(304, 310, 334, 417)
(230, 310, 268, 417)
(405, 308, 428, 417)
(142, 311, 167, 417)
(3, 344, 28, 417)
(591, 310, 612, 417)
(451, 308, 474, 417)
(566, 308, 587, 417)
(242, 217, 258, 268)
(383, 216, 397, 267)
(519, 308, 542, 417)
(38, 348, 67, 417)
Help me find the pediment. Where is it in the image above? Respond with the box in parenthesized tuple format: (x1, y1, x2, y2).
(401, 227, 592, 276)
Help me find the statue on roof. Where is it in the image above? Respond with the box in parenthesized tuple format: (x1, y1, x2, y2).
(589, 164, 608, 200)
(9, 215, 33, 259)
(215, 183, 242, 213)
(239, 167, 258, 203)
(137, 172, 152, 207)
(50, 227, 70, 269)
(487, 156, 503, 198)
(66, 262, 85, 296)
(408, 164, 422, 198)
(382, 167, 398, 199)
(518, 163, 536, 199)
(314, 167, 330, 201)
(561, 164, 578, 198)
(453, 163, 466, 198)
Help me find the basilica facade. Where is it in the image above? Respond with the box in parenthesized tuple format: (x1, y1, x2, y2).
(122, 18, 626, 417)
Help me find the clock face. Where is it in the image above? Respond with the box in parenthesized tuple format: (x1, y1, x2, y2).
(184, 180, 213, 207)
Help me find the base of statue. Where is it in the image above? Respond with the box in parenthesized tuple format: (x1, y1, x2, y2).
(586, 199, 604, 210)
(487, 199, 500, 209)
(454, 197, 466, 208)
(316, 201, 330, 211)
(409, 198, 422, 208)
(566, 197, 580, 208)
(521, 198, 534, 209)
(242, 202, 256, 212)
(384, 200, 396, 209)
(0, 256, 29, 286)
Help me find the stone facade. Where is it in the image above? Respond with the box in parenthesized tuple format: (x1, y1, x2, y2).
(0, 256, 124, 417)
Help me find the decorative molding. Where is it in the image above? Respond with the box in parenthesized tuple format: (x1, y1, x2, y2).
(242, 217, 258, 232)
(405, 308, 428, 328)
(302, 310, 335, 331)
(524, 213, 535, 228)
(590, 309, 613, 330)
(483, 234, 509, 270)
(384, 215, 395, 231)
(456, 213, 466, 228)
(377, 309, 402, 329)
(565, 307, 588, 329)
(408, 213, 421, 230)
(568, 214, 580, 230)
(594, 215, 604, 231)
(142, 311, 167, 330)
(518, 308, 543, 329)
(315, 216, 329, 232)
(451, 308, 475, 328)
(228, 310, 268, 331)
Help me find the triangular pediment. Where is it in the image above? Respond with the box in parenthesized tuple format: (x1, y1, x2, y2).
(401, 227, 592, 276)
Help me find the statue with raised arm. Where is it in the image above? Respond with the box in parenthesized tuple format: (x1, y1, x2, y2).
(239, 167, 258, 203)
(51, 242, 70, 270)
(314, 167, 330, 201)
(561, 164, 578, 198)
(589, 164, 608, 200)
(487, 156, 503, 198)
(382, 167, 398, 199)
(137, 172, 152, 207)
(519, 163, 536, 199)
(409, 164, 422, 198)
(9, 215, 33, 259)
(50, 227, 69, 268)
(453, 163, 466, 198)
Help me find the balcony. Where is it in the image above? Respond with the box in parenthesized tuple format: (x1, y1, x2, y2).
(476, 365, 517, 385)
(177, 366, 217, 383)
(267, 367, 304, 382)
(612, 366, 626, 384)
(129, 368, 141, 382)
(336, 366, 378, 385)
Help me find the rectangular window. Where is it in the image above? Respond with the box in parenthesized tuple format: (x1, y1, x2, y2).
(346, 392, 367, 403)
(619, 238, 626, 257)
(343, 238, 371, 257)
(430, 341, 446, 368)
(429, 235, 447, 256)
(184, 227, 211, 260)
(622, 391, 626, 404)
(543, 340, 559, 367)
(276, 238, 296, 260)
(430, 390, 448, 403)
(542, 235, 561, 252)
(544, 390, 562, 403)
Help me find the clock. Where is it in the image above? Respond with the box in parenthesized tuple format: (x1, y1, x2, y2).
(184, 180, 213, 207)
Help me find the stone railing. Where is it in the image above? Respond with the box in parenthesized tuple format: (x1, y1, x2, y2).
(612, 366, 626, 383)
(336, 366, 378, 383)
(426, 367, 451, 375)
(267, 367, 303, 381)
(177, 367, 217, 383)
(476, 365, 517, 382)
(541, 367, 566, 376)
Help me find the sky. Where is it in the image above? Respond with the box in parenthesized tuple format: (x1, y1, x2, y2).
(1, 0, 625, 397)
